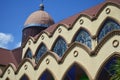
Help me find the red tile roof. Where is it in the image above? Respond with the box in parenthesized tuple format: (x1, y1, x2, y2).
(107, 0, 120, 3)
(0, 48, 22, 67)
(45, 13, 79, 34)
(12, 47, 22, 66)
(31, 0, 120, 42)
(43, 0, 120, 36)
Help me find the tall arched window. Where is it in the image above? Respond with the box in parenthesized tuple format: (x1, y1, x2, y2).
(97, 56, 120, 80)
(25, 49, 32, 59)
(63, 64, 89, 80)
(74, 29, 92, 48)
(6, 78, 10, 80)
(39, 70, 54, 80)
(20, 74, 29, 80)
(98, 19, 120, 42)
(52, 37, 67, 57)
(35, 43, 47, 63)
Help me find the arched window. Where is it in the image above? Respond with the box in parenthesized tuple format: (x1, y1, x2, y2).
(97, 56, 120, 80)
(25, 49, 32, 59)
(20, 74, 29, 80)
(5, 78, 10, 80)
(39, 70, 54, 80)
(63, 64, 89, 80)
(52, 37, 67, 57)
(35, 43, 47, 63)
(98, 19, 120, 42)
(64, 75, 70, 80)
(74, 29, 92, 48)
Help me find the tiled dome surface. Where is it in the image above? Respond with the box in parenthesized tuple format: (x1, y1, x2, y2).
(24, 10, 54, 27)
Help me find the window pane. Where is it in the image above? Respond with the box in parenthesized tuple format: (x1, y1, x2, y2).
(20, 74, 29, 80)
(74, 29, 92, 48)
(63, 65, 89, 80)
(36, 44, 47, 63)
(52, 37, 67, 57)
(25, 49, 32, 59)
(97, 57, 120, 80)
(39, 71, 54, 80)
(98, 19, 120, 42)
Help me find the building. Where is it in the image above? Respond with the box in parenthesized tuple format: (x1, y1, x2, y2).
(0, 0, 120, 80)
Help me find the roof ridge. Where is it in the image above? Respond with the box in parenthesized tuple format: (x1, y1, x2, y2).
(0, 47, 10, 51)
(9, 51, 19, 67)
(12, 47, 21, 51)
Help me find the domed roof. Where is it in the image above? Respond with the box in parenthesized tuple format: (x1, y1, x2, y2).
(24, 4, 54, 28)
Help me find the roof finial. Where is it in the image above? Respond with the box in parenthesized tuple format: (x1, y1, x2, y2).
(40, 0, 44, 10)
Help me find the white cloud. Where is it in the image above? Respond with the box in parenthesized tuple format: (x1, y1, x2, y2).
(15, 42, 21, 48)
(0, 33, 14, 48)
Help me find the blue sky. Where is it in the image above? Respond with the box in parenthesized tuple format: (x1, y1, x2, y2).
(0, 0, 104, 50)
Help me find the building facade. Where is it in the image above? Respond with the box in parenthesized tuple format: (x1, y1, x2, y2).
(0, 0, 120, 80)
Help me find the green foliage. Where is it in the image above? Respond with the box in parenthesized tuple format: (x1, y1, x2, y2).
(110, 58, 120, 80)
(80, 74, 89, 80)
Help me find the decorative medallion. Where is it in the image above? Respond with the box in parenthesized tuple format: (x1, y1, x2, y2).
(8, 69, 10, 74)
(58, 28, 62, 33)
(41, 35, 44, 40)
(24, 65, 28, 70)
(106, 8, 111, 14)
(73, 50, 78, 57)
(79, 19, 84, 25)
(112, 40, 119, 48)
(28, 41, 31, 45)
(46, 58, 50, 64)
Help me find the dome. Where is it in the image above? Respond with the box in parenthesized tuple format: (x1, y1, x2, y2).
(24, 5, 54, 28)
